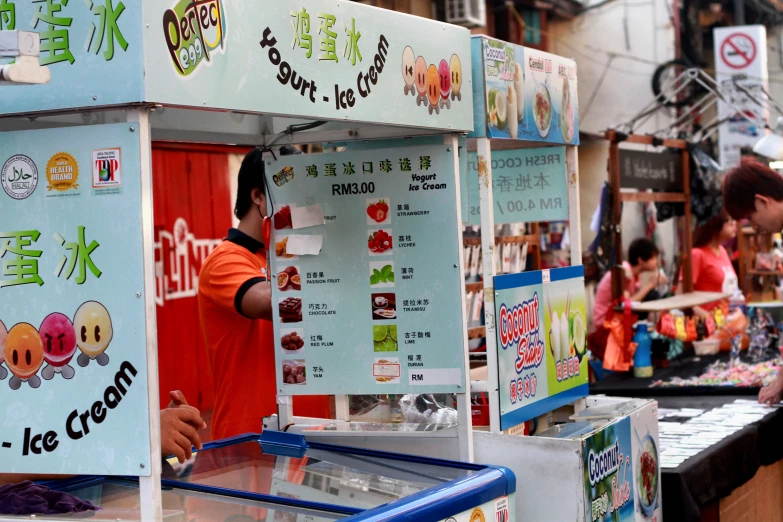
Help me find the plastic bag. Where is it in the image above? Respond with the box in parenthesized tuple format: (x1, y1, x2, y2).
(399, 394, 458, 431)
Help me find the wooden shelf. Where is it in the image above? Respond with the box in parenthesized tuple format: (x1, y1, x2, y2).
(463, 235, 539, 246)
(604, 130, 688, 149)
(619, 192, 687, 203)
(747, 269, 783, 276)
(465, 282, 484, 293)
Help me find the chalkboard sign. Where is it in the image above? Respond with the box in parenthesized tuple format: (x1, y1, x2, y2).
(619, 150, 683, 191)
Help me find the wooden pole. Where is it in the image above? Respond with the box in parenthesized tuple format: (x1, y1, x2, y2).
(681, 148, 694, 293)
(609, 137, 624, 301)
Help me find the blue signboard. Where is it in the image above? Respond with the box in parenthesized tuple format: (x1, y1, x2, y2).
(494, 266, 588, 431)
(465, 147, 568, 225)
(0, 0, 145, 114)
(469, 36, 579, 144)
(267, 144, 466, 395)
(0, 123, 151, 475)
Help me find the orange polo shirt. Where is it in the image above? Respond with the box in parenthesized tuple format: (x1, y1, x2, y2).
(198, 228, 330, 440)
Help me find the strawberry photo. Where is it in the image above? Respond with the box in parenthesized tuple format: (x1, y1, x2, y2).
(366, 198, 391, 225)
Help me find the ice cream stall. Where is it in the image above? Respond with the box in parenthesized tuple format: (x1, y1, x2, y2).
(258, 35, 663, 522)
(0, 1, 518, 520)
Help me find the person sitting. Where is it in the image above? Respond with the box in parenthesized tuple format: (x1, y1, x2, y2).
(0, 390, 205, 487)
(677, 209, 738, 318)
(589, 238, 667, 359)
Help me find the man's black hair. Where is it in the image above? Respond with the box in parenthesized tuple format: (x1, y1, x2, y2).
(234, 148, 266, 220)
(627, 238, 659, 266)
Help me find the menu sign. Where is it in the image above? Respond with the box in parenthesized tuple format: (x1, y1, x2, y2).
(472, 36, 579, 145)
(494, 266, 588, 431)
(584, 405, 662, 522)
(0, 124, 152, 475)
(465, 147, 568, 225)
(619, 150, 683, 191)
(267, 144, 466, 395)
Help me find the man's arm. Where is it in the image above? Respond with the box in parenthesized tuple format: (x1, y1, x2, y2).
(239, 280, 273, 320)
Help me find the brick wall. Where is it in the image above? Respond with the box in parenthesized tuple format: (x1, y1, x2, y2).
(719, 460, 783, 522)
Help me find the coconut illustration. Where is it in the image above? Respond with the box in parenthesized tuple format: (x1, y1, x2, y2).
(570, 310, 586, 360)
(495, 91, 508, 131)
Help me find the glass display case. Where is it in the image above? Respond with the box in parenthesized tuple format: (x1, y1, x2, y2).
(32, 431, 515, 522)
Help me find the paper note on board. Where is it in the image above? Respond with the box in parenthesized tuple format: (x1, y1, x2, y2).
(291, 204, 325, 229)
(286, 235, 323, 255)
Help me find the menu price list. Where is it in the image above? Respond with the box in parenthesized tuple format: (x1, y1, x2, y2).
(267, 144, 466, 395)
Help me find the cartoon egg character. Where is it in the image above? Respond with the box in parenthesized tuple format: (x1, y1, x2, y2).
(40, 313, 77, 380)
(415, 56, 428, 106)
(402, 46, 416, 96)
(74, 301, 113, 368)
(0, 320, 6, 381)
(4, 323, 44, 390)
(450, 54, 463, 101)
(426, 64, 440, 114)
(438, 59, 452, 109)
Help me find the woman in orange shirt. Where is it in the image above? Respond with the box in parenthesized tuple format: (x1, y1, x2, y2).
(680, 209, 738, 318)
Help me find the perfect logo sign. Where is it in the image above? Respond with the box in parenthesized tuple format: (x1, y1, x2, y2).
(163, 0, 227, 77)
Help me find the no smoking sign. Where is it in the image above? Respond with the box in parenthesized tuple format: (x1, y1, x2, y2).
(720, 32, 757, 69)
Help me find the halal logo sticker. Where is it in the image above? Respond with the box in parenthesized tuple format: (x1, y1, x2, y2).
(163, 0, 227, 77)
(470, 508, 486, 522)
(1, 155, 39, 200)
(46, 152, 79, 192)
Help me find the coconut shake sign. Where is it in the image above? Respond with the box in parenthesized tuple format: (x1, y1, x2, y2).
(494, 266, 588, 431)
(469, 36, 579, 145)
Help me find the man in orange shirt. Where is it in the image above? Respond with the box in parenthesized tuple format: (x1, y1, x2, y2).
(198, 148, 329, 440)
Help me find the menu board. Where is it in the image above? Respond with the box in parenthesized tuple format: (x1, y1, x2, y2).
(619, 149, 683, 191)
(471, 36, 579, 145)
(494, 266, 588, 431)
(267, 144, 466, 395)
(465, 147, 568, 225)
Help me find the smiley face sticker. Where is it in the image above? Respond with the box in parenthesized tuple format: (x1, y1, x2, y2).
(4, 323, 44, 390)
(74, 301, 113, 367)
(40, 312, 78, 380)
(0, 320, 7, 381)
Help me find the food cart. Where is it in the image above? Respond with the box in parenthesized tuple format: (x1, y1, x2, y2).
(259, 35, 663, 521)
(0, 1, 515, 520)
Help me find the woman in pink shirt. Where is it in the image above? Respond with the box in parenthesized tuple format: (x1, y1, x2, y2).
(680, 209, 738, 318)
(593, 238, 666, 329)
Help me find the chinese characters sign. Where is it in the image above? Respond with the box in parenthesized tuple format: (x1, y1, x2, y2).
(267, 144, 466, 395)
(144, 0, 473, 130)
(0, 0, 143, 115)
(0, 123, 152, 476)
(494, 266, 588, 431)
(465, 147, 568, 225)
(470, 36, 579, 145)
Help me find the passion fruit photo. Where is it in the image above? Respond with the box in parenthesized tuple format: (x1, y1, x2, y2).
(277, 266, 301, 292)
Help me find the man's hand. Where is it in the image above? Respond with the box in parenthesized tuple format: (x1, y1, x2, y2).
(168, 390, 190, 409)
(759, 377, 783, 406)
(160, 406, 205, 463)
(161, 391, 206, 463)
